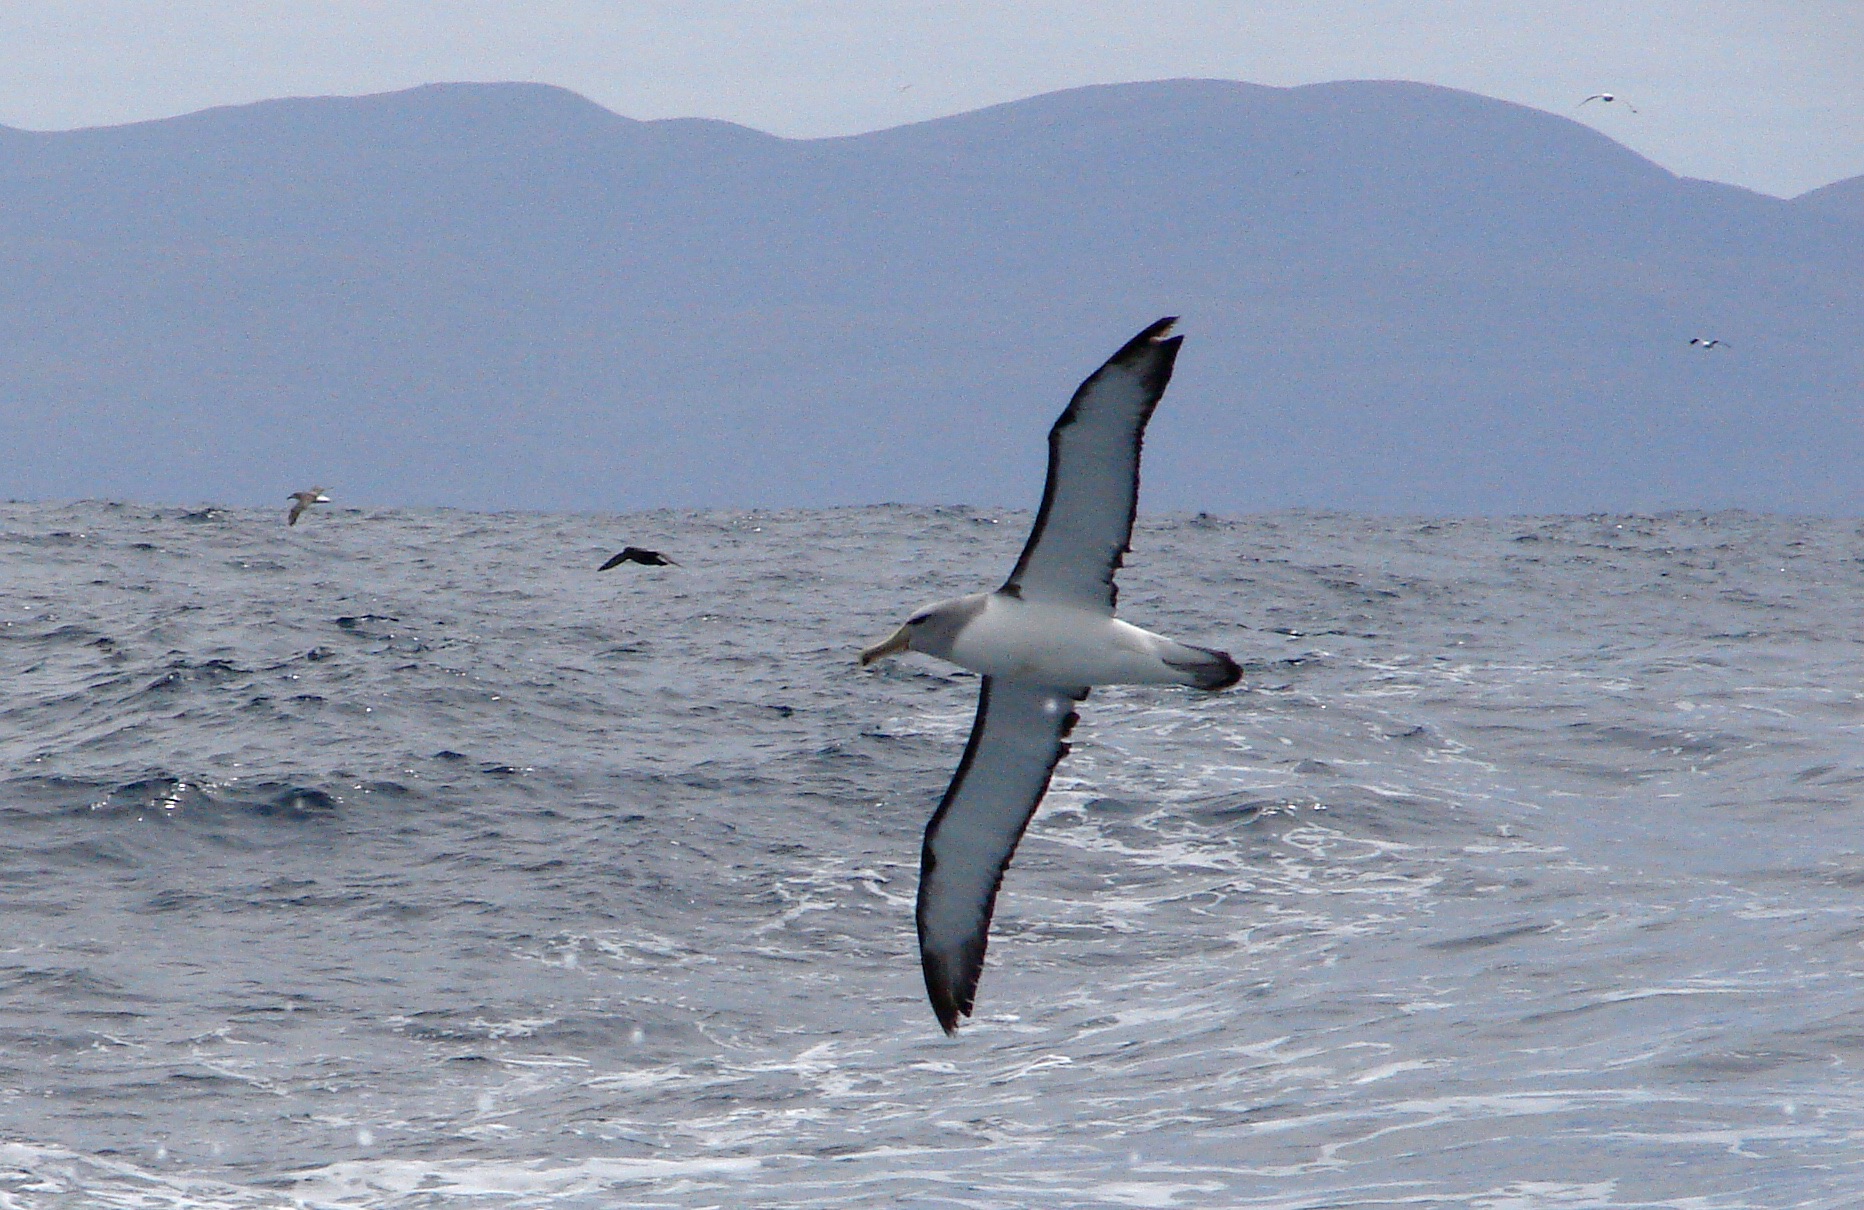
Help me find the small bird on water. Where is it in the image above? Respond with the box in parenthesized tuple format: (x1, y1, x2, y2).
(861, 317, 1241, 1035)
(598, 546, 679, 569)
(287, 488, 330, 526)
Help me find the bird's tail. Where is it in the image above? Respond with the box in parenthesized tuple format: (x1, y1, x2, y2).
(1162, 642, 1243, 691)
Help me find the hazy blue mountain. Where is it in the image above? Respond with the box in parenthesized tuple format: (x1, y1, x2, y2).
(1793, 173, 1864, 224)
(2, 79, 1860, 513)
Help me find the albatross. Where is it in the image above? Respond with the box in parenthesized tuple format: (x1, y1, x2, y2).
(287, 488, 330, 526)
(861, 317, 1241, 1034)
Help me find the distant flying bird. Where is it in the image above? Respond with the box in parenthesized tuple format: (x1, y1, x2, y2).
(1688, 338, 1729, 350)
(1579, 93, 1637, 113)
(598, 546, 679, 569)
(859, 318, 1241, 1035)
(287, 488, 330, 526)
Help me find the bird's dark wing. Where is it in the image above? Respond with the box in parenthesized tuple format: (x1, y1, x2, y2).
(1001, 318, 1182, 614)
(918, 676, 1083, 1034)
(600, 547, 677, 570)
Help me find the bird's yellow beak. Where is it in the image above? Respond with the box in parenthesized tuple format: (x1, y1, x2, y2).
(860, 624, 913, 666)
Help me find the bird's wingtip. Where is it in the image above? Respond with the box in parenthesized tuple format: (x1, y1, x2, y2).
(930, 987, 965, 1036)
(922, 944, 978, 1036)
(1105, 317, 1184, 374)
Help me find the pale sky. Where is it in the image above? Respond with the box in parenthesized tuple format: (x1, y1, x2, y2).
(1, 1, 1859, 198)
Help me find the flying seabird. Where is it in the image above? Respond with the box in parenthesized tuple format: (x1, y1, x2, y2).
(860, 317, 1241, 1035)
(287, 488, 330, 526)
(1688, 337, 1729, 350)
(598, 546, 679, 569)
(1579, 93, 1638, 113)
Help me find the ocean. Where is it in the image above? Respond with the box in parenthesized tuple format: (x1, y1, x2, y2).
(2, 501, 1861, 1208)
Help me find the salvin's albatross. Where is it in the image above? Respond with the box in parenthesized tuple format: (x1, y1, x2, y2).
(861, 317, 1241, 1034)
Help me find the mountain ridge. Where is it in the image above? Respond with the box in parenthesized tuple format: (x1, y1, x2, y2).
(1792, 172, 1864, 223)
(2, 79, 1859, 513)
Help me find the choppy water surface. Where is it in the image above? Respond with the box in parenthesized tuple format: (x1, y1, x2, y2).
(2, 502, 1862, 1209)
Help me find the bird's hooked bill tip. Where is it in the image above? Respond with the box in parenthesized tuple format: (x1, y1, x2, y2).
(859, 626, 912, 666)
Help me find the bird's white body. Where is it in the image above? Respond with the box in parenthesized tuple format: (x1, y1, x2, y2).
(937, 592, 1211, 689)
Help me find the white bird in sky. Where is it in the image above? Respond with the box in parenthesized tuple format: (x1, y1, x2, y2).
(861, 318, 1241, 1034)
(1579, 93, 1638, 113)
(1688, 337, 1729, 350)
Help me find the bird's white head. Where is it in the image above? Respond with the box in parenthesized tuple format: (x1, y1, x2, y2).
(860, 594, 988, 665)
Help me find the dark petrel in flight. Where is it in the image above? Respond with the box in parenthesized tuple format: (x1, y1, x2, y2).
(599, 547, 679, 569)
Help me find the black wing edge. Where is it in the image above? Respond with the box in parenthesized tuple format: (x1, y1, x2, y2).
(1001, 317, 1183, 607)
(917, 677, 1085, 1035)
